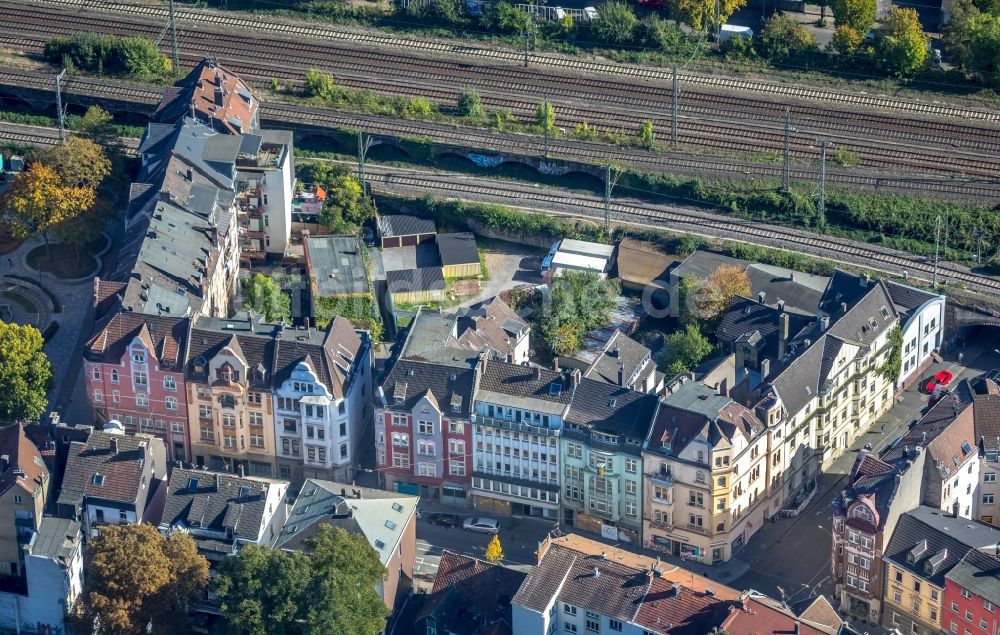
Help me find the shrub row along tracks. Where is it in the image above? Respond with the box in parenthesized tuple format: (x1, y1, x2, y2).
(4, 0, 1000, 185)
(1, 67, 998, 203)
(4, 118, 995, 297)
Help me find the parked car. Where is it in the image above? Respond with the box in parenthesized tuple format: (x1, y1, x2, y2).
(463, 517, 500, 534)
(427, 513, 462, 528)
(582, 6, 599, 22)
(935, 370, 954, 386)
(719, 24, 753, 41)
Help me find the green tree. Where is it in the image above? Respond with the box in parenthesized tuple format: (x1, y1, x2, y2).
(658, 323, 713, 377)
(457, 87, 485, 119)
(75, 106, 121, 152)
(833, 0, 876, 34)
(676, 275, 699, 325)
(69, 524, 208, 635)
(637, 15, 700, 54)
(0, 322, 51, 424)
(118, 36, 171, 77)
(540, 271, 619, 356)
(213, 526, 390, 635)
(536, 100, 556, 132)
(878, 326, 903, 381)
(638, 120, 656, 148)
(482, 1, 532, 33)
(298, 161, 349, 187)
(965, 11, 1000, 84)
(320, 173, 375, 233)
(485, 534, 504, 563)
(404, 97, 435, 118)
(941, 0, 980, 70)
(874, 7, 928, 74)
(830, 24, 864, 55)
(304, 68, 337, 99)
(429, 0, 467, 24)
(593, 1, 639, 43)
(671, 0, 747, 31)
(758, 13, 818, 62)
(241, 273, 291, 322)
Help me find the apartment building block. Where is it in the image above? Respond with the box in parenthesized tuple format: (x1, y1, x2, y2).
(943, 549, 1000, 635)
(0, 425, 50, 579)
(375, 359, 475, 503)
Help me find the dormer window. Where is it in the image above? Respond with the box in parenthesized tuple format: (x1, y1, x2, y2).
(92, 473, 104, 486)
(133, 352, 145, 364)
(852, 504, 874, 524)
(187, 478, 198, 490)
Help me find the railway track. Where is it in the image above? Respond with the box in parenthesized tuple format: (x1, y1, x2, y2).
(22, 0, 1000, 124)
(0, 118, 992, 297)
(2, 119, 995, 296)
(4, 0, 1000, 182)
(360, 167, 1000, 296)
(2, 67, 998, 201)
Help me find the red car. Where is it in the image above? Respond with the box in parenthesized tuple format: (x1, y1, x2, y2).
(935, 370, 954, 386)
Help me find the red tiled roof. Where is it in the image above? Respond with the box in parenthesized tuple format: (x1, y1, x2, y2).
(0, 425, 49, 499)
(634, 577, 734, 635)
(722, 597, 830, 635)
(85, 312, 189, 367)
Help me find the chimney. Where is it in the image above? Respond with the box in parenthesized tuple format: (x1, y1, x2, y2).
(841, 301, 848, 314)
(760, 358, 770, 380)
(777, 299, 786, 313)
(571, 368, 581, 389)
(238, 463, 245, 478)
(593, 567, 601, 578)
(820, 316, 830, 331)
(508, 347, 514, 363)
(215, 85, 224, 108)
(952, 500, 960, 518)
(618, 361, 626, 387)
(778, 312, 790, 359)
(553, 357, 560, 372)
(109, 437, 118, 455)
(214, 473, 221, 490)
(534, 366, 542, 380)
(758, 291, 766, 304)
(304, 317, 311, 331)
(793, 623, 799, 635)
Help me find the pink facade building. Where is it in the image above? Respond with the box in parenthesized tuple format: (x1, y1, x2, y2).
(84, 312, 191, 463)
(375, 359, 475, 504)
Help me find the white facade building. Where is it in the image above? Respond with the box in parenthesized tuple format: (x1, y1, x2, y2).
(886, 282, 946, 388)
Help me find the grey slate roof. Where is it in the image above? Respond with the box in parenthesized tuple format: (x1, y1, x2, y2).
(387, 267, 446, 294)
(437, 232, 479, 267)
(477, 359, 573, 415)
(584, 331, 655, 389)
(886, 281, 941, 317)
(746, 264, 828, 315)
(161, 468, 282, 541)
(884, 506, 1000, 586)
(672, 251, 747, 281)
(565, 379, 658, 446)
(513, 543, 649, 623)
(378, 214, 436, 238)
(946, 549, 1000, 605)
(305, 234, 369, 297)
(30, 517, 81, 565)
(716, 297, 812, 354)
(274, 479, 418, 567)
(380, 358, 475, 417)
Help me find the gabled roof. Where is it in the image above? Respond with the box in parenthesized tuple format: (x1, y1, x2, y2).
(274, 480, 417, 566)
(417, 551, 527, 635)
(0, 425, 49, 499)
(379, 358, 475, 418)
(650, 382, 764, 456)
(946, 549, 1000, 606)
(437, 232, 480, 266)
(161, 467, 284, 543)
(584, 331, 655, 389)
(476, 358, 573, 415)
(514, 541, 734, 633)
(885, 281, 942, 318)
(746, 264, 828, 315)
(57, 431, 158, 508)
(884, 506, 1000, 586)
(881, 380, 975, 472)
(85, 312, 189, 367)
(722, 596, 832, 635)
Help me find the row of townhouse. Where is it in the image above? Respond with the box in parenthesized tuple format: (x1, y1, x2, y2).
(84, 310, 372, 484)
(830, 372, 1000, 627)
(376, 270, 932, 564)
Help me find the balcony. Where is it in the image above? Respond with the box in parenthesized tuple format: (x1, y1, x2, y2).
(478, 417, 557, 437)
(648, 469, 674, 486)
(650, 519, 672, 531)
(684, 523, 710, 536)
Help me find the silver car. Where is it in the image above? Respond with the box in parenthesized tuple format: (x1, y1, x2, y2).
(463, 517, 500, 534)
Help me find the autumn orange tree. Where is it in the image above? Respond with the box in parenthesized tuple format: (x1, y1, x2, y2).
(0, 162, 95, 258)
(696, 264, 752, 323)
(69, 523, 209, 635)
